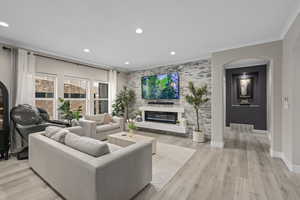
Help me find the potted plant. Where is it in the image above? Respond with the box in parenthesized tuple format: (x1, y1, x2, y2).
(112, 86, 136, 120)
(127, 119, 137, 137)
(58, 98, 83, 126)
(185, 82, 209, 142)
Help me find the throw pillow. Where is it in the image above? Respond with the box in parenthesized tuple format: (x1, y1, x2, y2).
(103, 113, 113, 124)
(65, 132, 110, 157)
(50, 129, 69, 144)
(45, 126, 63, 138)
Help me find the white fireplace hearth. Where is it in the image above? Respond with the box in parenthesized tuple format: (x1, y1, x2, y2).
(136, 106, 188, 135)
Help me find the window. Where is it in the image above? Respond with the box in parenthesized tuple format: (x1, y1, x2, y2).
(92, 82, 109, 114)
(64, 77, 89, 116)
(35, 74, 57, 119)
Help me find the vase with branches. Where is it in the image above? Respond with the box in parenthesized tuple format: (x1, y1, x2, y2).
(112, 86, 136, 120)
(185, 82, 209, 142)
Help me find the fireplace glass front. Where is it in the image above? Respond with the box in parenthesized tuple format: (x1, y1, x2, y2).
(145, 111, 178, 124)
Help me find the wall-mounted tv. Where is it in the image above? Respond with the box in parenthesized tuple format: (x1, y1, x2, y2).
(142, 72, 180, 99)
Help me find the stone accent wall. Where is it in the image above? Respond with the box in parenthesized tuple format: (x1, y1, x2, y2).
(127, 59, 212, 136)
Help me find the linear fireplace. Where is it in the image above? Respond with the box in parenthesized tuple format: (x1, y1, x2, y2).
(145, 111, 178, 124)
(137, 106, 187, 134)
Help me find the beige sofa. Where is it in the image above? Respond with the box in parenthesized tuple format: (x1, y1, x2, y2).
(29, 128, 152, 200)
(83, 114, 125, 140)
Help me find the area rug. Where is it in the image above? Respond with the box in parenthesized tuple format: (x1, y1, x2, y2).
(151, 142, 196, 191)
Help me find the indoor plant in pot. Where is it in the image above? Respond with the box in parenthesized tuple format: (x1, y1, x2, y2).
(58, 98, 83, 126)
(112, 86, 136, 120)
(185, 82, 209, 142)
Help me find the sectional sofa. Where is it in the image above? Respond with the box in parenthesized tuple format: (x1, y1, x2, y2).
(29, 126, 152, 200)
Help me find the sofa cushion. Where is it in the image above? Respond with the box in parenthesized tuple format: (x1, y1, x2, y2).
(85, 114, 105, 125)
(45, 126, 63, 138)
(50, 129, 69, 144)
(65, 132, 110, 157)
(96, 123, 120, 132)
(107, 143, 122, 152)
(44, 126, 69, 143)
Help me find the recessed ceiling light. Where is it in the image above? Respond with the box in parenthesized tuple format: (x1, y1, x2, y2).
(170, 51, 176, 55)
(125, 61, 130, 65)
(83, 48, 90, 53)
(135, 28, 143, 34)
(0, 21, 9, 28)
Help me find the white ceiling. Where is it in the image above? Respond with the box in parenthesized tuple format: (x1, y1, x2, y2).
(0, 0, 299, 71)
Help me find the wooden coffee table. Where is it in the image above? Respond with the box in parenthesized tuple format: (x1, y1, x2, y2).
(107, 132, 157, 154)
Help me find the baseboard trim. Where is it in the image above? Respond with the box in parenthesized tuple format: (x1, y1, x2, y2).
(253, 129, 268, 134)
(270, 149, 283, 158)
(281, 153, 293, 172)
(293, 164, 300, 173)
(210, 141, 224, 148)
(270, 150, 300, 173)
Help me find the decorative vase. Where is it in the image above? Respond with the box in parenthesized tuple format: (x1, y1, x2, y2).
(193, 130, 205, 143)
(128, 129, 135, 137)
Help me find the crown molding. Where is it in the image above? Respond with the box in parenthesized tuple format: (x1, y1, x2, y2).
(281, 4, 300, 39)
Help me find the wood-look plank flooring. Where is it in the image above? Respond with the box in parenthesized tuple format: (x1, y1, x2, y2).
(0, 130, 300, 200)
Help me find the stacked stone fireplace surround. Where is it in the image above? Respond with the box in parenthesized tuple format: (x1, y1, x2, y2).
(127, 59, 212, 136)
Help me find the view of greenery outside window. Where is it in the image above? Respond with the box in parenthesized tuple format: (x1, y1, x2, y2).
(63, 77, 88, 116)
(35, 74, 57, 119)
(92, 82, 109, 114)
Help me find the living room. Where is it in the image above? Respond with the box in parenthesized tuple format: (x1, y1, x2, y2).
(1, 1, 300, 200)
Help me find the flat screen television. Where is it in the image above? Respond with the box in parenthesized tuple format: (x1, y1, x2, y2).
(141, 72, 180, 99)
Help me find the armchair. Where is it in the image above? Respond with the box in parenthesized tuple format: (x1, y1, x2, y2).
(82, 114, 125, 141)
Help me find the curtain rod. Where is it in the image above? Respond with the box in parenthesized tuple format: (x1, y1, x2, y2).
(2, 46, 11, 51)
(33, 53, 112, 72)
(1, 44, 118, 72)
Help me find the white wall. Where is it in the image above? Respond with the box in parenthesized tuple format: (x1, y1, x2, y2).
(36, 56, 108, 82)
(211, 41, 283, 152)
(282, 12, 300, 169)
(117, 72, 128, 93)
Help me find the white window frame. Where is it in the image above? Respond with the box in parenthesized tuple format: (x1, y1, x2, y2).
(63, 75, 90, 115)
(91, 80, 109, 115)
(34, 73, 58, 119)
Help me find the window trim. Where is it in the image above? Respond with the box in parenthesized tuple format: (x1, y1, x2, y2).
(91, 80, 109, 114)
(63, 75, 90, 115)
(34, 73, 58, 119)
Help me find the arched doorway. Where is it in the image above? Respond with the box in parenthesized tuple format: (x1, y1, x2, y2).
(224, 59, 270, 132)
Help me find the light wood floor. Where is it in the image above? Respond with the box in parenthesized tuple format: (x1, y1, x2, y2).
(1, 130, 300, 200)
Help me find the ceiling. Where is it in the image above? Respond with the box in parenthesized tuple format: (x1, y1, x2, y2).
(0, 0, 299, 71)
